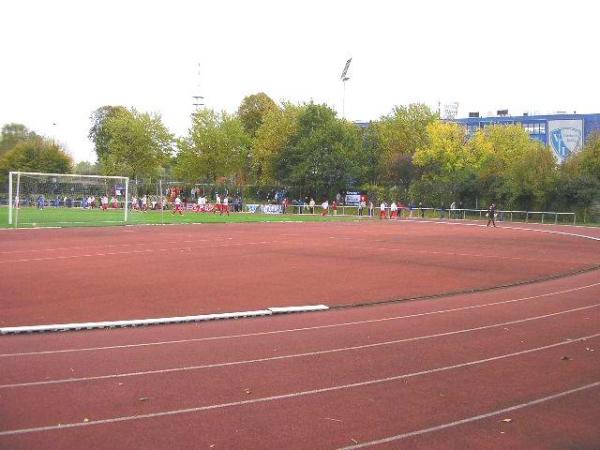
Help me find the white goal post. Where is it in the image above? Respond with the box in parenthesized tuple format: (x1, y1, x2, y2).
(8, 171, 129, 227)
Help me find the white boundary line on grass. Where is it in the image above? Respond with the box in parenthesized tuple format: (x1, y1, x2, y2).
(1, 333, 598, 437)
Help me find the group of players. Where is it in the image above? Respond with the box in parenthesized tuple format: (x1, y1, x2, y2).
(171, 193, 231, 216)
(317, 199, 403, 219)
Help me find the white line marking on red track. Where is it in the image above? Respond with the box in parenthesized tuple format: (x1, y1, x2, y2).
(426, 220, 600, 242)
(1, 333, 598, 437)
(338, 381, 600, 449)
(0, 240, 287, 264)
(2, 303, 598, 389)
(3, 280, 599, 358)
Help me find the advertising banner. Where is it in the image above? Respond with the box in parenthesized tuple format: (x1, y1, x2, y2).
(548, 120, 583, 161)
(345, 192, 361, 206)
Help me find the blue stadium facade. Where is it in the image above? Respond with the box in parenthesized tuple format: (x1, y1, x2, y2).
(454, 113, 600, 162)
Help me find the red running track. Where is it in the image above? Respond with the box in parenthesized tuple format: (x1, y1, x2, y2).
(0, 221, 599, 449)
(1, 220, 599, 327)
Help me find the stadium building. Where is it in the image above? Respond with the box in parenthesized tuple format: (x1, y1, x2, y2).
(454, 112, 600, 162)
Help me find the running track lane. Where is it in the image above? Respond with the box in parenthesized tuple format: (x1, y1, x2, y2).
(2, 277, 599, 385)
(1, 276, 599, 449)
(2, 267, 599, 356)
(1, 221, 599, 326)
(0, 223, 597, 448)
(1, 304, 599, 432)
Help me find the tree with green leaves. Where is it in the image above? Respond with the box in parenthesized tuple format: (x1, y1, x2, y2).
(251, 102, 301, 186)
(374, 104, 438, 189)
(88, 106, 129, 161)
(73, 160, 101, 175)
(412, 120, 475, 205)
(237, 93, 279, 138)
(358, 122, 384, 186)
(96, 108, 173, 179)
(558, 133, 600, 217)
(0, 137, 72, 182)
(275, 103, 362, 199)
(174, 109, 251, 184)
(0, 123, 40, 157)
(470, 125, 557, 209)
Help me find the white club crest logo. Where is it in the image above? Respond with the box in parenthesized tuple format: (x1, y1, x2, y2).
(549, 122, 583, 160)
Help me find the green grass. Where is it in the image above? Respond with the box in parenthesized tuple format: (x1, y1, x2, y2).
(0, 206, 362, 228)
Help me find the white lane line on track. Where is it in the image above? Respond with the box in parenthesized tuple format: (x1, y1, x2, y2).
(426, 220, 600, 242)
(0, 239, 212, 255)
(3, 280, 600, 358)
(0, 240, 287, 264)
(2, 222, 597, 263)
(1, 333, 598, 437)
(2, 303, 598, 389)
(338, 380, 600, 450)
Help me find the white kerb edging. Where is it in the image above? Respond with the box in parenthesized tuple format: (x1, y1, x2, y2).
(0, 305, 330, 334)
(269, 305, 329, 313)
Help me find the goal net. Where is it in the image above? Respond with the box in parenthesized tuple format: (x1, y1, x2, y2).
(8, 171, 129, 228)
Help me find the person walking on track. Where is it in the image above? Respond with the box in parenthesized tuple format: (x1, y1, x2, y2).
(487, 203, 497, 227)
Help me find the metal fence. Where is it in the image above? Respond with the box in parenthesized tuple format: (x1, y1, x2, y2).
(282, 205, 577, 225)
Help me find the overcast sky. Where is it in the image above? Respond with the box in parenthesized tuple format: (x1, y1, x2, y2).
(1, 0, 598, 162)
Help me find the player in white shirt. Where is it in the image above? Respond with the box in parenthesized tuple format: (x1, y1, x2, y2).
(215, 194, 222, 214)
(222, 195, 230, 215)
(141, 195, 148, 212)
(380, 201, 387, 219)
(172, 196, 183, 215)
(390, 201, 398, 219)
(101, 195, 109, 211)
(321, 200, 329, 216)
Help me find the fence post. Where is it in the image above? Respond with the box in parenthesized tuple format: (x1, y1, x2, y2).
(526, 212, 529, 223)
(8, 171, 12, 225)
(555, 213, 558, 225)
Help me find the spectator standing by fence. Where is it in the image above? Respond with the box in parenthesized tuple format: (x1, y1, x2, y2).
(487, 203, 497, 227)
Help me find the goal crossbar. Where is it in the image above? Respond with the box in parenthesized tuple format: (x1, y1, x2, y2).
(9, 171, 127, 180)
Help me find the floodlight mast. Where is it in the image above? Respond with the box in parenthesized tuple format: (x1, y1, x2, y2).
(192, 63, 205, 113)
(340, 58, 352, 119)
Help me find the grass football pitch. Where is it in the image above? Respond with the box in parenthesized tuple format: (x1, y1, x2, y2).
(0, 206, 360, 228)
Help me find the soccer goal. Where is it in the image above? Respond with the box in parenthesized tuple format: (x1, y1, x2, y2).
(8, 171, 129, 228)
